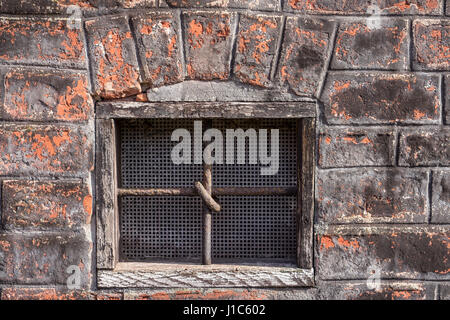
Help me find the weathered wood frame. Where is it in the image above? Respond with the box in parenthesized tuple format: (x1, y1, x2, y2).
(96, 102, 316, 288)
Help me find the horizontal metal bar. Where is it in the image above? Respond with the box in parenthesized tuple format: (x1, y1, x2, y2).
(118, 187, 297, 197)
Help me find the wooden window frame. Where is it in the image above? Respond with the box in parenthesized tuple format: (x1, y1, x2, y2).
(95, 101, 316, 288)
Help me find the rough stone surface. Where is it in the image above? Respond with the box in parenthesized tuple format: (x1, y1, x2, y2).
(146, 80, 306, 102)
(0, 2, 448, 301)
(131, 13, 183, 88)
(446, 75, 450, 124)
(0, 125, 93, 176)
(0, 0, 156, 14)
(123, 288, 294, 300)
(332, 19, 409, 70)
(0, 234, 92, 288)
(316, 281, 436, 300)
(317, 227, 450, 280)
(161, 0, 280, 10)
(1, 68, 93, 122)
(85, 15, 141, 99)
(0, 17, 86, 69)
(432, 170, 450, 223)
(317, 169, 429, 224)
(319, 128, 396, 168)
(284, 0, 443, 15)
(0, 288, 92, 300)
(2, 180, 92, 230)
(278, 17, 334, 96)
(183, 12, 235, 81)
(413, 20, 450, 71)
(441, 284, 450, 299)
(322, 73, 441, 124)
(234, 14, 281, 87)
(228, 0, 280, 11)
(399, 128, 450, 166)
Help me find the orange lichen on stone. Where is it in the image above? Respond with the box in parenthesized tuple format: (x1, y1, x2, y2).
(337, 236, 360, 251)
(83, 195, 93, 217)
(60, 29, 85, 61)
(149, 292, 170, 300)
(413, 109, 427, 120)
(320, 235, 335, 250)
(135, 93, 148, 102)
(56, 77, 92, 121)
(189, 19, 203, 39)
(140, 24, 153, 35)
(333, 81, 351, 92)
(94, 29, 141, 98)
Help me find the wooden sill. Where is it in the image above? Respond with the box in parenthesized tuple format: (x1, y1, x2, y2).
(98, 262, 315, 288)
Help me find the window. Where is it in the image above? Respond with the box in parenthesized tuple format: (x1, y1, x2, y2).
(96, 102, 316, 288)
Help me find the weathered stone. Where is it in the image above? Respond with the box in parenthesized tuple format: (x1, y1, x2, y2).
(446, 75, 450, 124)
(317, 169, 429, 223)
(413, 20, 450, 70)
(432, 171, 450, 224)
(399, 128, 450, 166)
(441, 284, 450, 299)
(321, 72, 441, 124)
(0, 288, 92, 300)
(317, 281, 436, 300)
(115, 0, 156, 8)
(182, 12, 235, 81)
(1, 68, 92, 122)
(2, 180, 92, 230)
(319, 128, 396, 168)
(132, 13, 183, 88)
(0, 0, 156, 14)
(161, 0, 229, 7)
(0, 17, 86, 68)
(95, 291, 123, 300)
(85, 15, 141, 99)
(161, 0, 280, 10)
(234, 14, 281, 88)
(278, 17, 334, 96)
(332, 19, 408, 70)
(284, 0, 443, 15)
(0, 234, 92, 288)
(0, 124, 93, 176)
(228, 0, 280, 10)
(146, 80, 308, 102)
(317, 226, 450, 280)
(123, 288, 317, 300)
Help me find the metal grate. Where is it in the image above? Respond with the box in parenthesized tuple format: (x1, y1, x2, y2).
(212, 196, 297, 263)
(212, 119, 297, 188)
(118, 119, 298, 264)
(120, 196, 202, 261)
(119, 119, 203, 188)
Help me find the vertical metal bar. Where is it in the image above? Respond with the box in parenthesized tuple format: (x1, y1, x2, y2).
(202, 119, 213, 265)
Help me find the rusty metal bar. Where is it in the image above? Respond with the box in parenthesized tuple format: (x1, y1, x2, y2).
(118, 187, 297, 197)
(195, 181, 221, 212)
(202, 119, 213, 265)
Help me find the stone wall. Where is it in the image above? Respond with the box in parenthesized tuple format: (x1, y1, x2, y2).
(0, 0, 448, 300)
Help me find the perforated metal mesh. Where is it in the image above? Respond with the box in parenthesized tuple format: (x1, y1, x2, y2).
(118, 119, 298, 264)
(119, 119, 297, 188)
(119, 119, 203, 188)
(120, 196, 202, 261)
(212, 119, 297, 188)
(212, 196, 297, 263)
